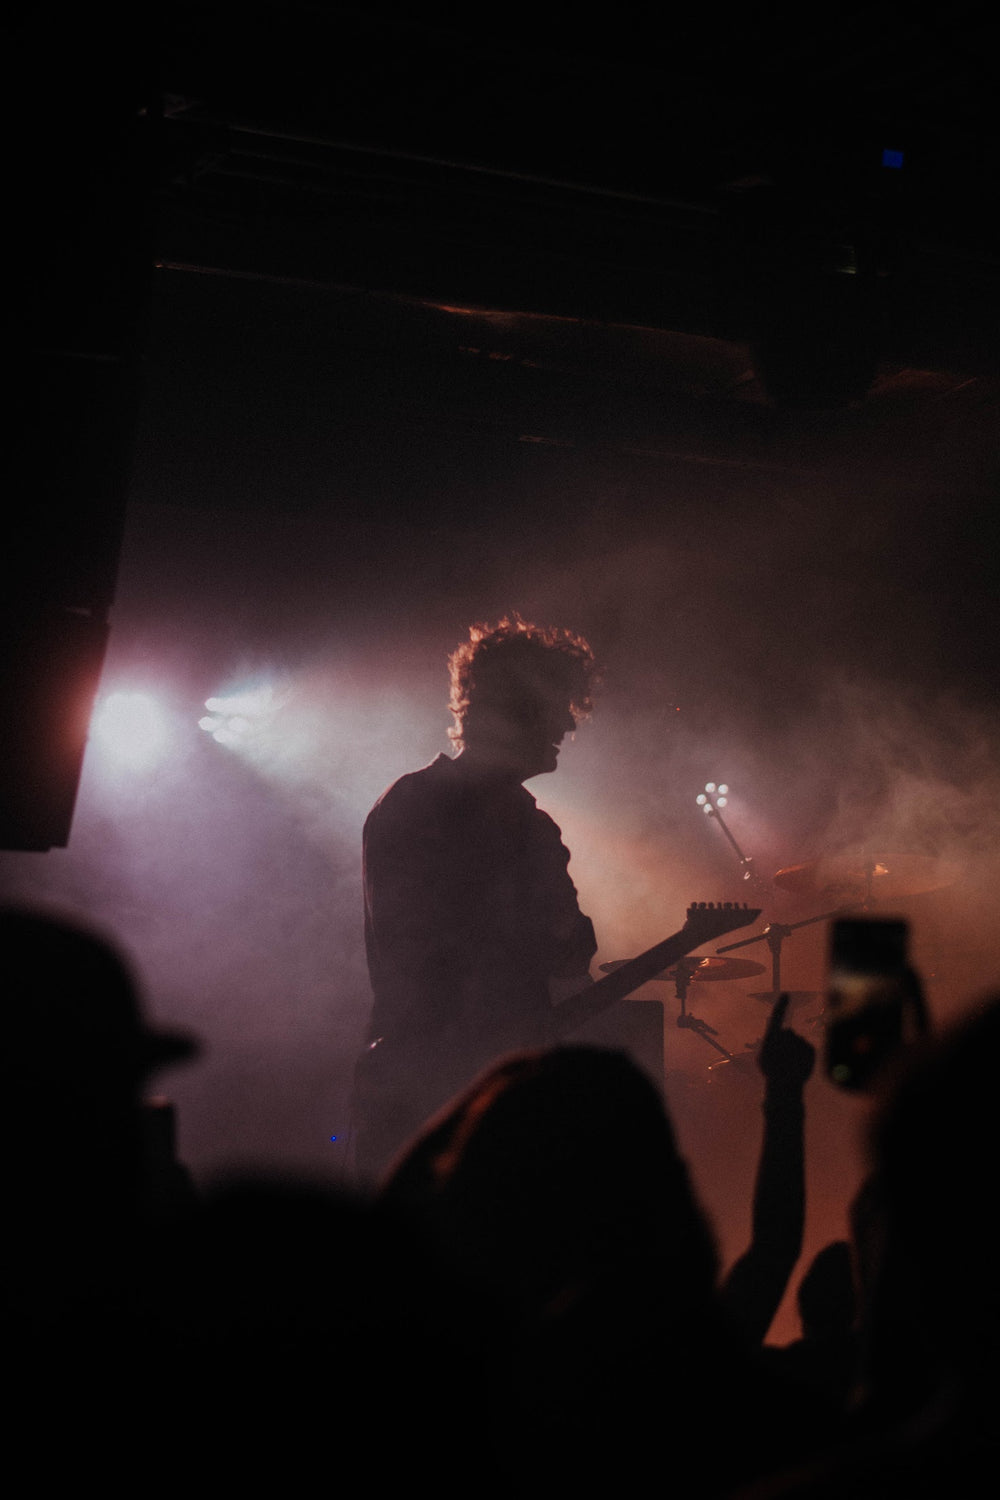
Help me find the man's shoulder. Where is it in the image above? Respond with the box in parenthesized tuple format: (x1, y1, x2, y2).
(365, 755, 548, 833)
(365, 754, 454, 825)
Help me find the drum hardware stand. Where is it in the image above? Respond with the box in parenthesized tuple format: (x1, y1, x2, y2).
(671, 959, 739, 1063)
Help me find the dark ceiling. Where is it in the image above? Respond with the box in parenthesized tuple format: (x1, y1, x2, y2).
(16, 4, 1000, 410)
(148, 4, 999, 391)
(12, 4, 998, 598)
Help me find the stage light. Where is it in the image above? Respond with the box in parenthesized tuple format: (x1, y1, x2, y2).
(92, 691, 169, 769)
(697, 782, 731, 813)
(204, 685, 277, 719)
(198, 682, 281, 754)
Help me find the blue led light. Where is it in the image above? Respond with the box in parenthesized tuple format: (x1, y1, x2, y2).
(882, 148, 904, 170)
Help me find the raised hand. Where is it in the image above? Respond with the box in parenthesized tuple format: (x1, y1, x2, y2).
(757, 992, 816, 1092)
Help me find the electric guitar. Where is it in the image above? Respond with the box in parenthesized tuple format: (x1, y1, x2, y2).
(352, 901, 762, 1177)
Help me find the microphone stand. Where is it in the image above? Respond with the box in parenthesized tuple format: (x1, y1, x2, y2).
(700, 795, 763, 889)
(716, 907, 845, 997)
(696, 788, 847, 996)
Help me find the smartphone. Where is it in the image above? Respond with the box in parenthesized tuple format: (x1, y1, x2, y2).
(824, 917, 911, 1091)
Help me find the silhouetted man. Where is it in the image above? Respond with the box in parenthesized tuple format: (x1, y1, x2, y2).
(352, 615, 599, 1180)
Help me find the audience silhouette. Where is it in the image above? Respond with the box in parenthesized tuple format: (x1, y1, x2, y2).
(0, 903, 495, 1490)
(1, 904, 201, 1481)
(1, 903, 199, 1273)
(8, 897, 998, 1497)
(761, 1238, 859, 1423)
(378, 1041, 826, 1494)
(839, 994, 1000, 1492)
(731, 995, 1000, 1497)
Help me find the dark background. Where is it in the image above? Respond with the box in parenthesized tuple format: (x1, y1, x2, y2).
(3, 4, 999, 1340)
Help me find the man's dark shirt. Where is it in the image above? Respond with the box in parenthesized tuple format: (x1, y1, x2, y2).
(356, 753, 596, 1168)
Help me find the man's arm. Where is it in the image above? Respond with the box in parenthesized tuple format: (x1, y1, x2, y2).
(524, 802, 597, 989)
(721, 994, 816, 1346)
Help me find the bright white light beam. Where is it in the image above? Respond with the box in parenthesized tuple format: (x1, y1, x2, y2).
(93, 691, 170, 770)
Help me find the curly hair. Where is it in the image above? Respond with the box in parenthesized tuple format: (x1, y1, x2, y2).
(447, 614, 599, 747)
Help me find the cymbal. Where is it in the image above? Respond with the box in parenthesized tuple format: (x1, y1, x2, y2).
(773, 851, 960, 903)
(748, 990, 823, 1009)
(599, 955, 766, 982)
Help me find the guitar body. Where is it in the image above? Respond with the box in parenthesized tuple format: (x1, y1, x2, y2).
(350, 902, 761, 1180)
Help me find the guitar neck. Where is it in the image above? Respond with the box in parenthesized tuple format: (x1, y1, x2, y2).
(554, 904, 761, 1036)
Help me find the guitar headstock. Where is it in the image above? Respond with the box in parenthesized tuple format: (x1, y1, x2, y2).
(684, 901, 762, 945)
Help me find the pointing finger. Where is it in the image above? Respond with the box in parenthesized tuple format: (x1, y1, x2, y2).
(766, 992, 790, 1035)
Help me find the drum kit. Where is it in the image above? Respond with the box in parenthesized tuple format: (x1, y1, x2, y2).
(598, 785, 961, 1070)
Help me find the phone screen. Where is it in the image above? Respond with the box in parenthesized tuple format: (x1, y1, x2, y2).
(830, 918, 909, 980)
(825, 917, 910, 1090)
